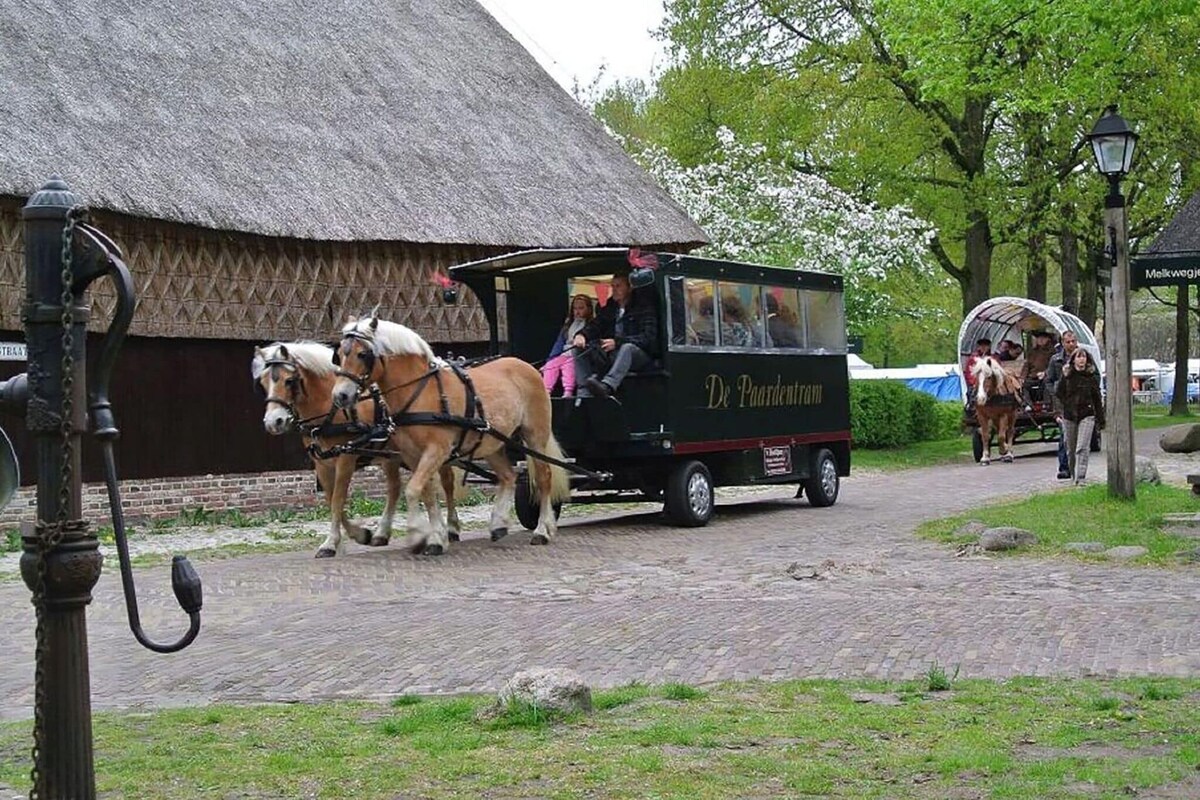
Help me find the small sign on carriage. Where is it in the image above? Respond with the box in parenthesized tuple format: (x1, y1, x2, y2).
(762, 445, 792, 476)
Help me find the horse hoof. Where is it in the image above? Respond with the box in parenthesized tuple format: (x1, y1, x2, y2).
(449, 530, 461, 543)
(1002, 454, 1014, 463)
(490, 527, 509, 542)
(979, 460, 990, 466)
(423, 543, 444, 556)
(369, 537, 389, 547)
(529, 533, 550, 546)
(315, 548, 336, 559)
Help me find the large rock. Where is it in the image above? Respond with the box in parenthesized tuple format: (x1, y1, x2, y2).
(1104, 546, 1148, 560)
(493, 668, 592, 717)
(1159, 424, 1200, 453)
(979, 527, 1038, 551)
(1135, 456, 1162, 485)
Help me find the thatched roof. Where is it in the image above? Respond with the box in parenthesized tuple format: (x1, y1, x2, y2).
(0, 0, 707, 249)
(1143, 189, 1200, 258)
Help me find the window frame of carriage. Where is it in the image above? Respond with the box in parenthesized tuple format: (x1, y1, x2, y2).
(666, 276, 848, 355)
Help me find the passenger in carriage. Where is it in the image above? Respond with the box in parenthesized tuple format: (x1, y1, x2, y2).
(541, 294, 594, 397)
(720, 294, 756, 347)
(573, 269, 660, 398)
(766, 293, 802, 347)
(1023, 330, 1055, 381)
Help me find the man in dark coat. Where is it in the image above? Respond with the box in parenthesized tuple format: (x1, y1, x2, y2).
(1045, 330, 1080, 479)
(572, 271, 659, 397)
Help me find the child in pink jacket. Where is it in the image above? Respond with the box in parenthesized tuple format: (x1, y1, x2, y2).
(542, 294, 594, 396)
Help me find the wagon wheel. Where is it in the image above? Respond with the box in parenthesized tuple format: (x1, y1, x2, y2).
(514, 473, 563, 532)
(1090, 428, 1102, 453)
(803, 448, 840, 508)
(663, 460, 714, 527)
(971, 429, 984, 463)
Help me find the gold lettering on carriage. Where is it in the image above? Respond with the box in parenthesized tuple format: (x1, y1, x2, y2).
(705, 374, 823, 409)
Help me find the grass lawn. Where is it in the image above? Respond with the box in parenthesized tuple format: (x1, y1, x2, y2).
(1134, 406, 1195, 430)
(919, 482, 1200, 566)
(853, 436, 975, 471)
(1, 678, 1197, 799)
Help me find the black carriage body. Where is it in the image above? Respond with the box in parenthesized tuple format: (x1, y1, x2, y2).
(449, 249, 851, 495)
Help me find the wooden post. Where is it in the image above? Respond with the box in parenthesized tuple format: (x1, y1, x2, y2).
(1103, 188, 1136, 499)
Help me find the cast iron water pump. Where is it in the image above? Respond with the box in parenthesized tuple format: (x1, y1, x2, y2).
(0, 178, 204, 799)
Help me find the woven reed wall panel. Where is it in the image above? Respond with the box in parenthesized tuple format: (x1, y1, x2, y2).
(0, 198, 494, 342)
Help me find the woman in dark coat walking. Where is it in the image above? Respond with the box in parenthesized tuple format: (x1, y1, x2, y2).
(1054, 348, 1105, 485)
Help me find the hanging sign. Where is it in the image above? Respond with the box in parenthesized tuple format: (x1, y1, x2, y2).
(1131, 255, 1200, 289)
(0, 343, 26, 362)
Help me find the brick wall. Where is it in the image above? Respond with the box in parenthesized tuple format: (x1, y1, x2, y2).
(4, 467, 396, 528)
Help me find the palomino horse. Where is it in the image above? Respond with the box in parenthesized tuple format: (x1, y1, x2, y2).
(330, 318, 570, 554)
(252, 342, 461, 557)
(970, 355, 1022, 465)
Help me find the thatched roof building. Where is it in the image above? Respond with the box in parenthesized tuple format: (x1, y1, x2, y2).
(0, 0, 707, 481)
(1, 0, 707, 343)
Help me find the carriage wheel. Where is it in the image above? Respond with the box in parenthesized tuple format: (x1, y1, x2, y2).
(971, 430, 984, 463)
(514, 473, 563, 531)
(803, 448, 840, 508)
(664, 460, 714, 527)
(1090, 429, 1102, 453)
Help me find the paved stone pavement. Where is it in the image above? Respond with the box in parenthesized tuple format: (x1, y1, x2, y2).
(2, 429, 1199, 720)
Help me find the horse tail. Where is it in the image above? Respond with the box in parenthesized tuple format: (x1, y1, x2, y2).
(533, 432, 572, 504)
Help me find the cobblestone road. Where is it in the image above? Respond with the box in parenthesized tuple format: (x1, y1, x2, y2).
(2, 430, 1199, 719)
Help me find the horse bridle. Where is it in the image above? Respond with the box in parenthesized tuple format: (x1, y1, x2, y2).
(261, 357, 305, 425)
(333, 329, 379, 390)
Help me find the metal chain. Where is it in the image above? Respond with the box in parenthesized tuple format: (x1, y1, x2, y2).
(29, 204, 88, 799)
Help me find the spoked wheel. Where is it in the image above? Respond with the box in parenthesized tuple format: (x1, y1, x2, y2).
(803, 448, 840, 508)
(664, 460, 714, 527)
(971, 429, 983, 463)
(1090, 428, 1102, 453)
(514, 474, 563, 531)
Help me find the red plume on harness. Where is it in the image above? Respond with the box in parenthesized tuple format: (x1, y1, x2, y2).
(430, 270, 459, 304)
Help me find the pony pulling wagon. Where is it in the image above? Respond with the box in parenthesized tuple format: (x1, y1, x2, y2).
(958, 297, 1102, 463)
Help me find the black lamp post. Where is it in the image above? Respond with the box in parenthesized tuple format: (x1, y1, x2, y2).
(1086, 105, 1138, 499)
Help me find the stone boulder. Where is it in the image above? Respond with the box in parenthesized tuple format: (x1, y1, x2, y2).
(954, 520, 989, 538)
(1135, 456, 1162, 485)
(1103, 545, 1147, 560)
(979, 527, 1038, 552)
(492, 668, 592, 717)
(1159, 424, 1200, 454)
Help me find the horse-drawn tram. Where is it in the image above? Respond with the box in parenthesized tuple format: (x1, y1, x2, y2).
(448, 248, 852, 528)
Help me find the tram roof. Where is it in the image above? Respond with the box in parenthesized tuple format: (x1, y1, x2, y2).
(449, 248, 843, 291)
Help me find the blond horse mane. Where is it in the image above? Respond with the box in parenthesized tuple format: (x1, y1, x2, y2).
(342, 318, 435, 361)
(252, 341, 336, 380)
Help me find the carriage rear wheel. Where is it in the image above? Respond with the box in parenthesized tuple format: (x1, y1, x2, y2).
(971, 429, 983, 463)
(664, 460, 714, 527)
(803, 448, 840, 507)
(514, 474, 563, 531)
(1090, 428, 1102, 453)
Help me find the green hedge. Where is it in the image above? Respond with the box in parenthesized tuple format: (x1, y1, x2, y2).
(850, 381, 963, 449)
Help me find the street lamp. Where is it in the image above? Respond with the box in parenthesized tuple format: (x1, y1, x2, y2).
(1086, 105, 1138, 499)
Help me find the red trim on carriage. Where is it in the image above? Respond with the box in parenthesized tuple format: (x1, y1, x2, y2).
(673, 430, 851, 455)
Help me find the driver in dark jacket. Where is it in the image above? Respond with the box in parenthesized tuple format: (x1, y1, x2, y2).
(572, 270, 659, 397)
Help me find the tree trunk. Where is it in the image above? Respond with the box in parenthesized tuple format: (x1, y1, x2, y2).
(960, 211, 994, 315)
(1079, 246, 1100, 331)
(1026, 231, 1046, 302)
(1059, 228, 1079, 314)
(1172, 284, 1190, 415)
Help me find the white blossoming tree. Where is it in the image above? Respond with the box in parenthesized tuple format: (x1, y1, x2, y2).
(629, 128, 943, 335)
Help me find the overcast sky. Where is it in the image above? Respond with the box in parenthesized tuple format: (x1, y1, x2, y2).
(475, 0, 669, 93)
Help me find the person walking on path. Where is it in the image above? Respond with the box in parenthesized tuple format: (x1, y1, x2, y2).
(1055, 348, 1105, 486)
(1045, 330, 1080, 479)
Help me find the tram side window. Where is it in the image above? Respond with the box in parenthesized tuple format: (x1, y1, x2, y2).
(716, 282, 765, 348)
(801, 289, 847, 353)
(764, 287, 804, 348)
(682, 278, 716, 346)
